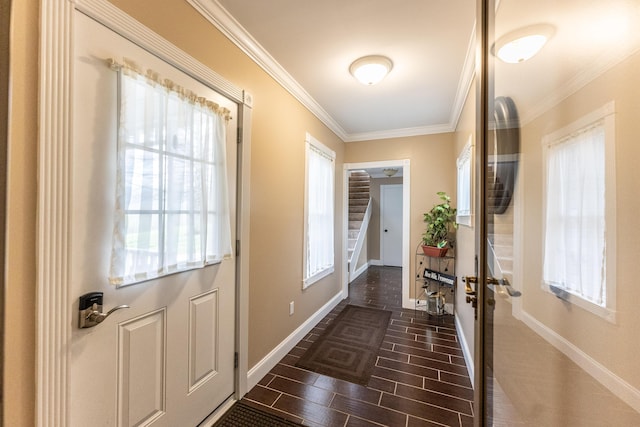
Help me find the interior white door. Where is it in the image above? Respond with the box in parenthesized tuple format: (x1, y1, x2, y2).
(381, 184, 403, 267)
(69, 12, 237, 426)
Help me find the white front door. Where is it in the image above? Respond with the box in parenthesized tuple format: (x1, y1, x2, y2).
(381, 184, 403, 267)
(68, 12, 237, 426)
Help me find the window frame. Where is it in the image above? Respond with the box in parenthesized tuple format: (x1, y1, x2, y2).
(110, 67, 232, 287)
(540, 101, 617, 322)
(302, 132, 336, 289)
(456, 135, 474, 227)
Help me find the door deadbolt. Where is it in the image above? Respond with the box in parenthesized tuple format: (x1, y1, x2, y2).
(79, 292, 129, 329)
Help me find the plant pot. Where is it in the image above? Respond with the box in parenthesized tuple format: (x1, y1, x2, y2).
(421, 245, 448, 257)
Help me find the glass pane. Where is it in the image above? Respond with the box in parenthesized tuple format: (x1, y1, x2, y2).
(165, 156, 194, 211)
(123, 213, 160, 274)
(165, 213, 200, 266)
(122, 75, 164, 149)
(484, 0, 640, 425)
(124, 147, 161, 211)
(165, 92, 192, 156)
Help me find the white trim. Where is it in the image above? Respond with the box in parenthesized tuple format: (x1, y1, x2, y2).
(303, 133, 336, 289)
(38, 1, 251, 424)
(350, 260, 371, 283)
(541, 282, 617, 323)
(303, 267, 335, 289)
(188, 0, 475, 142)
(511, 153, 524, 320)
(344, 124, 453, 142)
(456, 135, 474, 227)
(369, 259, 383, 266)
(521, 46, 640, 126)
(186, 0, 348, 140)
(521, 310, 640, 413)
(236, 102, 252, 398)
(455, 314, 475, 388)
(38, 2, 73, 425)
(410, 298, 427, 311)
(540, 101, 617, 322)
(343, 160, 411, 308)
(75, 1, 243, 103)
(246, 291, 343, 391)
(450, 24, 477, 131)
(342, 168, 349, 299)
(348, 200, 372, 282)
(305, 132, 336, 160)
(541, 101, 615, 146)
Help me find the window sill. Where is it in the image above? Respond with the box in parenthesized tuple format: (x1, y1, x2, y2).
(541, 282, 616, 324)
(303, 266, 334, 289)
(456, 214, 473, 228)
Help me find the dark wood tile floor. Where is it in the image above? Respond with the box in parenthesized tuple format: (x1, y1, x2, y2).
(243, 266, 475, 426)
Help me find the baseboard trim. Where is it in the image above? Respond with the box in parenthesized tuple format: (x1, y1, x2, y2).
(407, 297, 426, 311)
(350, 262, 369, 282)
(369, 259, 383, 266)
(454, 314, 474, 389)
(246, 291, 344, 391)
(522, 310, 640, 413)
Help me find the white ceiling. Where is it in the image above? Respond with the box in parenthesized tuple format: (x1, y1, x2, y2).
(196, 0, 476, 142)
(191, 0, 640, 142)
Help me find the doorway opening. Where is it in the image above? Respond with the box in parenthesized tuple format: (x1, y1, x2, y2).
(342, 159, 411, 308)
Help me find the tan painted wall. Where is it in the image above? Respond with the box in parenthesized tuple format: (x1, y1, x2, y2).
(518, 51, 640, 389)
(5, 2, 347, 423)
(453, 78, 477, 360)
(344, 135, 457, 300)
(5, 0, 38, 425)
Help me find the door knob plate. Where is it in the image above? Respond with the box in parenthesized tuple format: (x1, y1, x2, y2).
(78, 292, 129, 328)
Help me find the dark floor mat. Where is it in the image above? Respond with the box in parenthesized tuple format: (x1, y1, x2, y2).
(295, 304, 391, 385)
(212, 401, 304, 427)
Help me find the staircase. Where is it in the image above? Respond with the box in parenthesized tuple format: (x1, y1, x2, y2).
(489, 218, 514, 282)
(487, 165, 514, 282)
(487, 164, 510, 215)
(348, 171, 371, 268)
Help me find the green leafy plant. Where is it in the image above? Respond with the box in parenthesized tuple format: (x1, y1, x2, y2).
(422, 191, 457, 248)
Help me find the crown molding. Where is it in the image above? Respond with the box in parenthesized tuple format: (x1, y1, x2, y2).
(520, 44, 640, 125)
(344, 123, 454, 142)
(187, 0, 349, 140)
(450, 24, 477, 131)
(189, 0, 475, 142)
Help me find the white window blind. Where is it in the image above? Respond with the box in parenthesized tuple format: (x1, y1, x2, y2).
(109, 60, 232, 286)
(303, 134, 335, 288)
(543, 122, 606, 306)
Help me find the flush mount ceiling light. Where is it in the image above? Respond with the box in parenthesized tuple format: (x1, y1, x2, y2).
(493, 24, 555, 63)
(383, 168, 399, 177)
(349, 55, 393, 85)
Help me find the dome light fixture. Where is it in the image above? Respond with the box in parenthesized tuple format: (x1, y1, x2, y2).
(349, 55, 393, 85)
(493, 24, 555, 64)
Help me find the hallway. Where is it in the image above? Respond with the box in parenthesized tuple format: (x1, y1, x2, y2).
(242, 266, 474, 426)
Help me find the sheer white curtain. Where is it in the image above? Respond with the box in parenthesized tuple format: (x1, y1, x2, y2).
(304, 138, 335, 287)
(109, 60, 232, 286)
(543, 123, 606, 305)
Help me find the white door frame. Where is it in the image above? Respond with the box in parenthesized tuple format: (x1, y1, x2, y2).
(37, 1, 251, 425)
(342, 159, 411, 308)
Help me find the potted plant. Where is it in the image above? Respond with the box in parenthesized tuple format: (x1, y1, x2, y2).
(422, 191, 457, 257)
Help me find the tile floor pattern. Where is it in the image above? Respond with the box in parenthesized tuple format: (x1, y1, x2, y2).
(243, 267, 474, 426)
